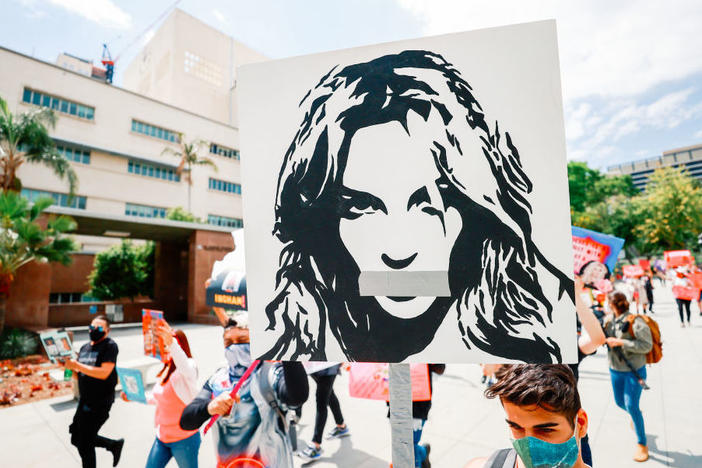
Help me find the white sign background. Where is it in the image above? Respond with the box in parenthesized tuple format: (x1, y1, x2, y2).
(238, 20, 576, 363)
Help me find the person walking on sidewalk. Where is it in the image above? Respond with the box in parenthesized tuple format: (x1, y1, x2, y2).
(643, 273, 654, 314)
(62, 315, 124, 468)
(672, 270, 693, 327)
(300, 364, 350, 461)
(604, 292, 653, 463)
(122, 323, 200, 468)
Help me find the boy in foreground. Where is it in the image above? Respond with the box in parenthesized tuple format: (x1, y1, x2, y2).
(465, 365, 591, 468)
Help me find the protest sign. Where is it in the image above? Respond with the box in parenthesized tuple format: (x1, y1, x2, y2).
(571, 226, 625, 274)
(664, 250, 694, 269)
(117, 367, 147, 403)
(142, 309, 168, 363)
(639, 259, 651, 271)
(672, 285, 699, 301)
(349, 363, 431, 402)
(689, 272, 702, 290)
(623, 265, 645, 278)
(207, 230, 248, 310)
(39, 330, 74, 363)
(239, 20, 576, 364)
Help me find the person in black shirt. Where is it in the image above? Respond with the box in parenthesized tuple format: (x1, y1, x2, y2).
(62, 315, 124, 468)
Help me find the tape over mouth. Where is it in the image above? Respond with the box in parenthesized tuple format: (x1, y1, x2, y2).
(358, 271, 450, 297)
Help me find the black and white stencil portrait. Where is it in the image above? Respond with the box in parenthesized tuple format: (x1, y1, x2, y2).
(239, 21, 576, 364)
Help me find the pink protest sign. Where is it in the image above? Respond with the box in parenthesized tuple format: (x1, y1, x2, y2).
(664, 250, 694, 269)
(349, 363, 431, 402)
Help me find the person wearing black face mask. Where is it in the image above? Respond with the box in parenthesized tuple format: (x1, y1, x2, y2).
(62, 315, 124, 467)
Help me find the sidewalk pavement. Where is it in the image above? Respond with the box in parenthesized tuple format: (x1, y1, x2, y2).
(1, 287, 700, 467)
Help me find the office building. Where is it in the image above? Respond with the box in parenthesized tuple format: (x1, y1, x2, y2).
(607, 143, 702, 190)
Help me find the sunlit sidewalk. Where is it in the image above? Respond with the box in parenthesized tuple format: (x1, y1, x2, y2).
(1, 287, 700, 467)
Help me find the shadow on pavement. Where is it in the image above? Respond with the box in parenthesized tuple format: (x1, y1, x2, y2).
(298, 435, 388, 467)
(49, 398, 77, 412)
(647, 434, 702, 467)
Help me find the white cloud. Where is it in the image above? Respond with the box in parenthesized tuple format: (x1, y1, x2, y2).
(213, 9, 229, 27)
(396, 0, 702, 102)
(47, 0, 131, 29)
(396, 1, 702, 165)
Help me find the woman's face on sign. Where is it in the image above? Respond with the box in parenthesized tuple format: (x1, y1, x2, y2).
(338, 114, 463, 319)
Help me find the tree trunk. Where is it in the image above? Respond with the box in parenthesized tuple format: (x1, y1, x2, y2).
(0, 294, 7, 336)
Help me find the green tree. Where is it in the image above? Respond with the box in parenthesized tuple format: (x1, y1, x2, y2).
(568, 161, 602, 213)
(0, 191, 77, 333)
(88, 240, 155, 301)
(634, 167, 702, 252)
(0, 96, 77, 195)
(162, 136, 217, 212)
(567, 161, 637, 213)
(166, 206, 201, 223)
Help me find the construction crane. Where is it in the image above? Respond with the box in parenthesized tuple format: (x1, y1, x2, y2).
(99, 0, 182, 84)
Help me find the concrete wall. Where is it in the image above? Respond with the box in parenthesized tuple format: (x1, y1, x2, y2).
(50, 253, 94, 293)
(6, 262, 52, 330)
(123, 8, 268, 127)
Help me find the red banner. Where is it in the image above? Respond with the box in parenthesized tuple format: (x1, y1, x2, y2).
(638, 259, 651, 271)
(673, 285, 699, 301)
(349, 363, 431, 402)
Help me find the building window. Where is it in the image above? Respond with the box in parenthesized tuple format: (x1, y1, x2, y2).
(127, 159, 180, 182)
(56, 144, 90, 164)
(21, 188, 86, 209)
(210, 143, 240, 160)
(184, 50, 223, 87)
(22, 87, 94, 121)
(208, 178, 241, 195)
(208, 214, 243, 228)
(125, 202, 166, 219)
(49, 292, 97, 304)
(131, 119, 180, 143)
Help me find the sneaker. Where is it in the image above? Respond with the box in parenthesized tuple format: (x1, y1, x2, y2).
(326, 425, 350, 439)
(299, 444, 322, 461)
(111, 439, 124, 467)
(421, 443, 432, 468)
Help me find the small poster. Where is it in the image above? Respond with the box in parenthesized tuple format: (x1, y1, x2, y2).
(571, 226, 625, 274)
(349, 363, 431, 402)
(39, 330, 74, 363)
(117, 367, 147, 403)
(142, 309, 169, 363)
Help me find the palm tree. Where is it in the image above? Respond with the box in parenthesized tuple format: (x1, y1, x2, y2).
(0, 96, 77, 195)
(162, 135, 218, 213)
(0, 191, 77, 333)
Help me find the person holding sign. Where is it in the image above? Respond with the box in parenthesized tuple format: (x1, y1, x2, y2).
(672, 269, 694, 327)
(179, 312, 309, 468)
(604, 292, 653, 462)
(465, 364, 591, 468)
(62, 315, 124, 468)
(122, 323, 201, 468)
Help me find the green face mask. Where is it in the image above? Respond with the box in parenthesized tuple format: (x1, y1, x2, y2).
(511, 424, 579, 468)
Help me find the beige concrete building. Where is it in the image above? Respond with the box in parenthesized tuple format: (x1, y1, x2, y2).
(0, 9, 270, 328)
(0, 44, 246, 252)
(123, 8, 267, 127)
(607, 143, 702, 190)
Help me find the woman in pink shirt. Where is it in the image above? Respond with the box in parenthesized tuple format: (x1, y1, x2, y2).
(122, 324, 200, 468)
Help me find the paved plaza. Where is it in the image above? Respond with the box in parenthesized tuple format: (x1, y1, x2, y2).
(1, 286, 700, 467)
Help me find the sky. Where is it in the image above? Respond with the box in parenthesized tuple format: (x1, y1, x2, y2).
(3, 0, 702, 170)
